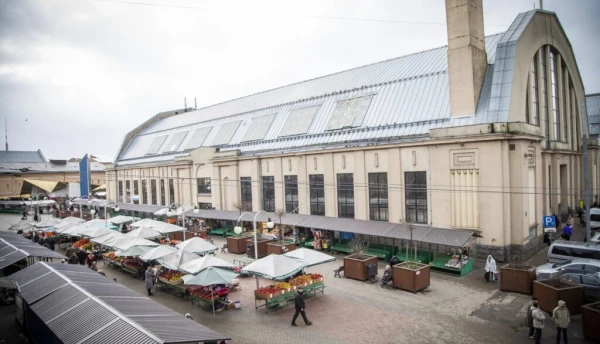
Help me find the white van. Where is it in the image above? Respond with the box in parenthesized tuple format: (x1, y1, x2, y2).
(590, 208, 600, 230)
(547, 240, 600, 263)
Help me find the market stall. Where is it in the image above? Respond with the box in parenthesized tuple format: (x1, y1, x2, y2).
(183, 267, 239, 314)
(156, 269, 188, 298)
(429, 247, 473, 276)
(175, 237, 218, 256)
(125, 226, 162, 240)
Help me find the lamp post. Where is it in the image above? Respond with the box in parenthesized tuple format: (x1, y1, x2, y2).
(167, 202, 199, 241)
(32, 192, 46, 223)
(91, 200, 119, 228)
(234, 211, 274, 289)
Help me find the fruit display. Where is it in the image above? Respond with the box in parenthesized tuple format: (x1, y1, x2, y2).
(159, 270, 184, 284)
(189, 285, 229, 300)
(274, 282, 292, 291)
(73, 238, 90, 249)
(289, 275, 312, 287)
(308, 273, 323, 282)
(123, 258, 142, 271)
(81, 243, 93, 251)
(254, 285, 280, 300)
(103, 251, 115, 259)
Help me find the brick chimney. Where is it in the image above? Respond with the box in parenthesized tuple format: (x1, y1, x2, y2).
(445, 0, 488, 116)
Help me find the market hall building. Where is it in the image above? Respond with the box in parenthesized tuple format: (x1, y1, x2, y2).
(107, 3, 598, 262)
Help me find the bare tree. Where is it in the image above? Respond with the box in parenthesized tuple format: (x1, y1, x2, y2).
(275, 209, 285, 243)
(349, 236, 368, 255)
(232, 202, 242, 217)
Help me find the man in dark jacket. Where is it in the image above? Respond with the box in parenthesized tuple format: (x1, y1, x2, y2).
(77, 250, 87, 265)
(291, 287, 312, 326)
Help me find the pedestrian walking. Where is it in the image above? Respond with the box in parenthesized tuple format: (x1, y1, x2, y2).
(484, 255, 497, 283)
(553, 213, 560, 229)
(526, 296, 538, 339)
(552, 300, 570, 344)
(32, 231, 39, 244)
(86, 252, 97, 268)
(567, 215, 574, 227)
(563, 224, 573, 241)
(77, 250, 87, 265)
(145, 266, 155, 296)
(68, 254, 79, 264)
(22, 209, 28, 220)
(532, 300, 545, 344)
(291, 287, 312, 326)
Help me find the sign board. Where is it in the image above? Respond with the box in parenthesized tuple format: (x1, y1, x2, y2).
(543, 215, 556, 233)
(79, 154, 91, 199)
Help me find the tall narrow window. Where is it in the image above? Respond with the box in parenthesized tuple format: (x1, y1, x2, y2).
(125, 180, 131, 203)
(562, 66, 568, 143)
(133, 180, 139, 204)
(284, 175, 299, 213)
(337, 173, 354, 219)
(405, 171, 428, 224)
(309, 174, 325, 216)
(530, 54, 540, 126)
(368, 173, 388, 221)
(550, 49, 560, 141)
(574, 90, 580, 151)
(118, 181, 123, 202)
(151, 180, 157, 205)
(548, 167, 552, 211)
(261, 176, 275, 212)
(169, 179, 175, 205)
(142, 180, 148, 204)
(197, 178, 211, 194)
(541, 48, 549, 144)
(240, 177, 252, 211)
(525, 81, 530, 124)
(160, 180, 166, 206)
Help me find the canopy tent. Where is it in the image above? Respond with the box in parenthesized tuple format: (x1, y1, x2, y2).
(139, 245, 178, 261)
(181, 267, 239, 315)
(125, 227, 162, 240)
(130, 218, 157, 228)
(114, 237, 160, 251)
(176, 237, 218, 255)
(34, 218, 61, 228)
(8, 220, 34, 231)
(157, 250, 201, 271)
(92, 184, 106, 192)
(178, 256, 235, 275)
(283, 248, 336, 267)
(49, 222, 78, 234)
(109, 215, 138, 225)
(55, 223, 90, 236)
(61, 217, 86, 224)
(86, 219, 118, 230)
(20, 179, 68, 195)
(153, 208, 170, 216)
(90, 231, 126, 247)
(130, 219, 184, 234)
(77, 226, 114, 239)
(154, 205, 195, 217)
(241, 254, 307, 281)
(115, 245, 154, 257)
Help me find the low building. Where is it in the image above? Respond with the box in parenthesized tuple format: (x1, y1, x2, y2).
(107, 4, 598, 261)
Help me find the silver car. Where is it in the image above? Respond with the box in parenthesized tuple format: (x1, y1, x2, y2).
(535, 259, 600, 280)
(561, 272, 600, 302)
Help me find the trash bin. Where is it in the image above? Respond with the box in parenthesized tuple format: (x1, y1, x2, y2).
(367, 263, 377, 280)
(247, 244, 255, 259)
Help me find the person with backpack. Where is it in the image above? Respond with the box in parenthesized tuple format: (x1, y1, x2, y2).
(532, 300, 545, 344)
(552, 300, 570, 344)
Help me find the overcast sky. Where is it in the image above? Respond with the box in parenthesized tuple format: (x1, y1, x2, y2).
(1, 0, 598, 162)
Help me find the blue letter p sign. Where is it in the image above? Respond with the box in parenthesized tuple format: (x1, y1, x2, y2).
(543, 216, 555, 228)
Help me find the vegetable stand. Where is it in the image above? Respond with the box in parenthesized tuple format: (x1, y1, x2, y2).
(254, 274, 325, 313)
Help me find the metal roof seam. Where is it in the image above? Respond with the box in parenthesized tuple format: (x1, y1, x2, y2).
(75, 318, 122, 344)
(18, 271, 53, 288)
(45, 297, 92, 324)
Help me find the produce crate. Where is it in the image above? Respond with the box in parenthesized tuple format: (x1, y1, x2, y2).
(254, 289, 281, 300)
(499, 264, 536, 294)
(533, 279, 584, 314)
(582, 301, 600, 342)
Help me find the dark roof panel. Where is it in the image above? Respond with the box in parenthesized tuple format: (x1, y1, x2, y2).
(81, 319, 160, 344)
(19, 271, 68, 303)
(130, 315, 231, 344)
(30, 285, 89, 323)
(0, 150, 46, 163)
(46, 298, 118, 344)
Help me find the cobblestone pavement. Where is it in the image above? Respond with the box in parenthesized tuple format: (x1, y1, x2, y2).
(0, 214, 595, 344)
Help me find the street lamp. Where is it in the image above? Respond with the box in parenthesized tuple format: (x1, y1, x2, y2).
(234, 211, 274, 289)
(32, 192, 46, 222)
(167, 202, 199, 241)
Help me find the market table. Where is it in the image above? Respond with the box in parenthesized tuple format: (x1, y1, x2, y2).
(233, 257, 254, 268)
(156, 279, 189, 298)
(255, 281, 326, 314)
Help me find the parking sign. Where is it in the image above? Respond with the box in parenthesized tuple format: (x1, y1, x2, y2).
(543, 215, 556, 232)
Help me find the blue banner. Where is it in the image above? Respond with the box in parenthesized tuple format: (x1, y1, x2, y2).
(79, 154, 91, 198)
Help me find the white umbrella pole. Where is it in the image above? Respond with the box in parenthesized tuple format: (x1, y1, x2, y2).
(211, 287, 215, 315)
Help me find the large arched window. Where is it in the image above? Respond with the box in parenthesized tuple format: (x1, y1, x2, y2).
(550, 49, 560, 141)
(530, 54, 540, 125)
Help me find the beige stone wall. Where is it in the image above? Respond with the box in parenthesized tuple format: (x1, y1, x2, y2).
(0, 171, 105, 198)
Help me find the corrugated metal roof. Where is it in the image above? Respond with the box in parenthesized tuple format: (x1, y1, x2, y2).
(115, 202, 166, 214)
(19, 272, 68, 303)
(117, 19, 529, 163)
(30, 284, 89, 323)
(0, 232, 66, 260)
(129, 315, 229, 344)
(0, 161, 105, 174)
(420, 227, 475, 247)
(80, 319, 160, 344)
(0, 150, 46, 163)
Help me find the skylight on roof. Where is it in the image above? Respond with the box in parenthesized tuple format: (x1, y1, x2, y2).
(278, 105, 320, 137)
(164, 131, 188, 152)
(241, 113, 276, 142)
(186, 127, 213, 150)
(210, 121, 241, 146)
(326, 95, 374, 130)
(145, 135, 168, 155)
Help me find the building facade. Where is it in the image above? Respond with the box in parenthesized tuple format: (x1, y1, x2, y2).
(108, 3, 596, 261)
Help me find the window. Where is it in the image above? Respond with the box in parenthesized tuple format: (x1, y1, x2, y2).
(146, 135, 168, 155)
(151, 180, 157, 205)
(211, 121, 241, 146)
(562, 66, 568, 143)
(278, 105, 320, 137)
(186, 127, 213, 150)
(369, 173, 388, 221)
(165, 131, 188, 152)
(142, 180, 148, 204)
(591, 214, 600, 222)
(160, 180, 166, 206)
(261, 176, 275, 212)
(240, 177, 252, 211)
(198, 202, 213, 209)
(241, 114, 276, 142)
(530, 55, 540, 125)
(118, 181, 123, 202)
(133, 180, 139, 204)
(525, 82, 530, 124)
(337, 173, 354, 219)
(284, 175, 299, 213)
(581, 275, 600, 287)
(550, 49, 560, 141)
(326, 95, 373, 130)
(551, 246, 570, 256)
(309, 174, 325, 216)
(197, 178, 211, 194)
(405, 171, 428, 224)
(169, 179, 175, 205)
(125, 180, 131, 203)
(541, 48, 550, 145)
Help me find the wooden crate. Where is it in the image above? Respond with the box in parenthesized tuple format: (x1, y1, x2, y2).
(582, 301, 600, 342)
(343, 254, 378, 281)
(392, 262, 430, 293)
(266, 242, 297, 255)
(246, 238, 272, 259)
(499, 264, 536, 294)
(227, 236, 249, 254)
(533, 279, 584, 314)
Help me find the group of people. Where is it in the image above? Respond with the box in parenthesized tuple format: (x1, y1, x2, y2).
(65, 246, 98, 271)
(526, 297, 571, 344)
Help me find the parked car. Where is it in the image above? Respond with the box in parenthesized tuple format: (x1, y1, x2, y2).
(589, 232, 600, 244)
(547, 240, 600, 263)
(536, 259, 600, 280)
(560, 272, 600, 302)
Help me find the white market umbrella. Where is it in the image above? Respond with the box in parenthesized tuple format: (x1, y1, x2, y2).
(139, 245, 178, 261)
(34, 218, 61, 228)
(158, 250, 201, 271)
(130, 218, 184, 234)
(125, 227, 162, 239)
(58, 223, 90, 237)
(91, 231, 126, 247)
(179, 256, 235, 274)
(284, 248, 336, 267)
(61, 217, 86, 224)
(109, 215, 138, 225)
(114, 237, 160, 251)
(182, 267, 239, 315)
(130, 218, 159, 228)
(241, 254, 307, 281)
(77, 226, 114, 239)
(86, 219, 118, 229)
(153, 208, 170, 216)
(115, 245, 154, 257)
(8, 220, 34, 231)
(176, 237, 217, 255)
